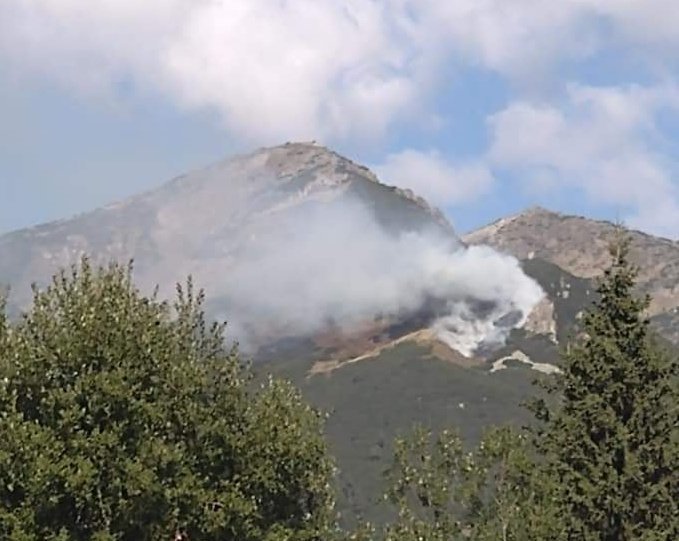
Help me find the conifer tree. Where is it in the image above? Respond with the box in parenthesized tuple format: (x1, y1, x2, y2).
(536, 236, 678, 540)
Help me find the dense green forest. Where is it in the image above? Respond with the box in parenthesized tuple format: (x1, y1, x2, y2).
(0, 238, 676, 540)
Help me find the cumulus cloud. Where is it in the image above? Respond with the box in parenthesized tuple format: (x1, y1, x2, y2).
(402, 1, 596, 79)
(0, 1, 422, 143)
(374, 149, 493, 207)
(590, 0, 679, 49)
(162, 1, 420, 142)
(407, 0, 679, 78)
(488, 83, 679, 237)
(3, 1, 679, 144)
(216, 195, 543, 356)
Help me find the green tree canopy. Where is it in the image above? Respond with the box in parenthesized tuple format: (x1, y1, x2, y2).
(534, 236, 679, 540)
(374, 425, 557, 541)
(0, 259, 335, 541)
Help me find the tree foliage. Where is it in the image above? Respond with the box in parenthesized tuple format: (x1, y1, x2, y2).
(364, 426, 558, 541)
(533, 236, 679, 540)
(0, 259, 335, 541)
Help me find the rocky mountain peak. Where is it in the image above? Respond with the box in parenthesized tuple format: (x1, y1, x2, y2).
(0, 142, 457, 314)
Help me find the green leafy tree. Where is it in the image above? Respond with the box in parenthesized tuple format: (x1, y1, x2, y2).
(534, 237, 679, 540)
(383, 427, 467, 541)
(377, 426, 557, 541)
(0, 259, 335, 541)
(463, 427, 559, 541)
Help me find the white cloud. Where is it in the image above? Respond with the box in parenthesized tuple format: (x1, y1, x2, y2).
(0, 1, 423, 143)
(0, 1, 187, 97)
(374, 149, 493, 207)
(404, 1, 596, 78)
(3, 1, 679, 144)
(391, 0, 679, 80)
(589, 0, 679, 49)
(162, 1, 420, 142)
(488, 83, 679, 237)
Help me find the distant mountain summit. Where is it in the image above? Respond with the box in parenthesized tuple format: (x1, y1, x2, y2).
(0, 142, 456, 313)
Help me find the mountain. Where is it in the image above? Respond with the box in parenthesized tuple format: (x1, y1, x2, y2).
(1, 142, 543, 364)
(464, 206, 679, 344)
(2, 144, 677, 524)
(464, 206, 679, 316)
(0, 142, 454, 318)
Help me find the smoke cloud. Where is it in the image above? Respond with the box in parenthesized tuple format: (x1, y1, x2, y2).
(209, 194, 543, 356)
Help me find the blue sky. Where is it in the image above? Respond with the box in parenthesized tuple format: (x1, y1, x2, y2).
(2, 1, 679, 238)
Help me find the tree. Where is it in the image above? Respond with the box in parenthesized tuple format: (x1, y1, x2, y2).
(382, 426, 466, 541)
(462, 427, 559, 541)
(376, 426, 558, 541)
(534, 236, 679, 540)
(0, 259, 335, 541)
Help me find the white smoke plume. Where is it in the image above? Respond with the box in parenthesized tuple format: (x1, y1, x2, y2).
(210, 194, 543, 356)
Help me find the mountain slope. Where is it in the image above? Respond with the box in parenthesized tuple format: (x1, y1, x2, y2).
(464, 206, 679, 316)
(2, 143, 547, 363)
(0, 142, 455, 315)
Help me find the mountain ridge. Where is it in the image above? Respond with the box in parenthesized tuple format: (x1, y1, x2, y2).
(464, 205, 679, 317)
(4, 144, 679, 350)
